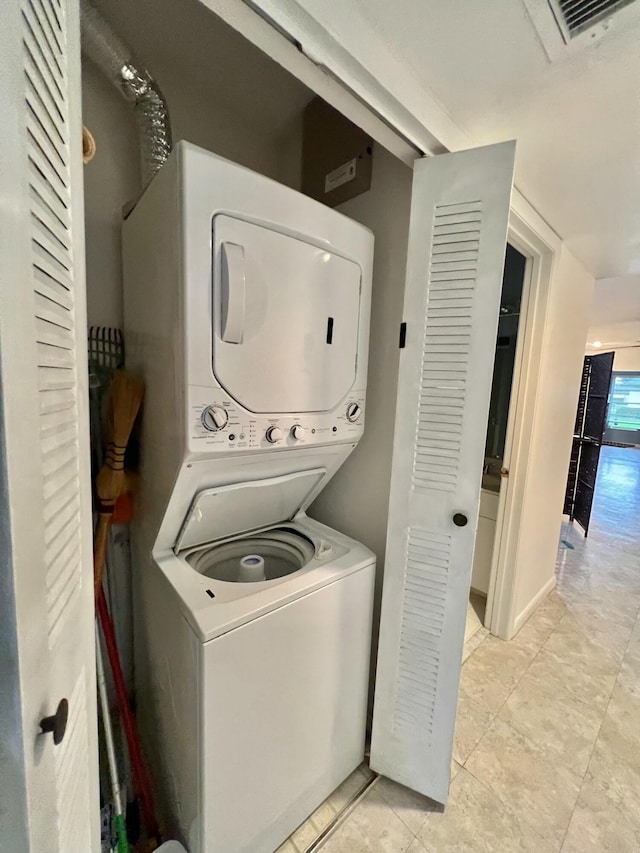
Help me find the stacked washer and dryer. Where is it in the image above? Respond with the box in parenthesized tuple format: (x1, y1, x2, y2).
(123, 142, 376, 853)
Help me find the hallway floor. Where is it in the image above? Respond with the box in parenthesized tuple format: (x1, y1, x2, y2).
(313, 446, 640, 852)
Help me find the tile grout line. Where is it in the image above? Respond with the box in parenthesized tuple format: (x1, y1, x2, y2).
(454, 614, 553, 771)
(456, 614, 584, 850)
(458, 615, 560, 771)
(556, 604, 640, 851)
(461, 761, 559, 852)
(304, 773, 381, 852)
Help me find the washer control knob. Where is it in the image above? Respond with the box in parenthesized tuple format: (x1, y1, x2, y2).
(291, 425, 305, 440)
(346, 402, 362, 422)
(265, 426, 284, 444)
(202, 405, 228, 431)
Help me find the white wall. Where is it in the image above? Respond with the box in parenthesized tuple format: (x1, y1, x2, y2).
(310, 146, 412, 566)
(82, 47, 305, 328)
(309, 146, 412, 673)
(511, 245, 594, 626)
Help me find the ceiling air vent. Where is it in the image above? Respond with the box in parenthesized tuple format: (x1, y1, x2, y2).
(549, 0, 637, 40)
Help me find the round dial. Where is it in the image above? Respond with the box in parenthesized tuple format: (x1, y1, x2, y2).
(290, 425, 304, 440)
(265, 425, 284, 444)
(346, 402, 362, 422)
(201, 405, 228, 432)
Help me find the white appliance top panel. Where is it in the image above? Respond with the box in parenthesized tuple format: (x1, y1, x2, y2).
(212, 215, 362, 414)
(156, 515, 376, 642)
(175, 468, 326, 552)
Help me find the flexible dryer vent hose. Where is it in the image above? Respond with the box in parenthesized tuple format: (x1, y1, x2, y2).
(80, 0, 172, 187)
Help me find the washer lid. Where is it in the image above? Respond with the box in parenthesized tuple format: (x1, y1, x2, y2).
(174, 468, 326, 553)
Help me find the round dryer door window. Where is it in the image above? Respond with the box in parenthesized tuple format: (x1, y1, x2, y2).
(186, 528, 315, 583)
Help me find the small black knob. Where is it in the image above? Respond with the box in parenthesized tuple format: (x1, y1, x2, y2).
(453, 513, 468, 527)
(40, 698, 69, 745)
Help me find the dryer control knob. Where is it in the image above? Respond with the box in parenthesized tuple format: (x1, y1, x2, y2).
(346, 402, 362, 422)
(202, 405, 228, 431)
(291, 425, 304, 440)
(265, 426, 283, 444)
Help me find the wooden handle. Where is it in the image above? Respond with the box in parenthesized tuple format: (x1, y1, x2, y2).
(93, 511, 113, 602)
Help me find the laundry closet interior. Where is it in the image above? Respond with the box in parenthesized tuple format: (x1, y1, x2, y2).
(81, 0, 515, 850)
(83, 0, 413, 602)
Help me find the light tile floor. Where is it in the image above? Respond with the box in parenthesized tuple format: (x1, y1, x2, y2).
(464, 591, 487, 643)
(316, 446, 640, 852)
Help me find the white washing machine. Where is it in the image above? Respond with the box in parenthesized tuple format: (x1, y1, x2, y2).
(123, 143, 376, 853)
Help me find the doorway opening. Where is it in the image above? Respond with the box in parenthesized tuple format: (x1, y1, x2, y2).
(466, 244, 527, 642)
(563, 351, 615, 536)
(605, 371, 640, 447)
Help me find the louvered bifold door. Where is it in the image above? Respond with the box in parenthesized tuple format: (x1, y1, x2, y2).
(370, 142, 515, 804)
(0, 1, 99, 851)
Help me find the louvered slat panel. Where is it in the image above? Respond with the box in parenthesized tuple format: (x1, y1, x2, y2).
(31, 189, 71, 251)
(25, 108, 67, 183)
(27, 121, 67, 189)
(21, 8, 65, 100)
(24, 68, 65, 146)
(38, 368, 75, 398)
(46, 529, 80, 603)
(23, 0, 85, 688)
(39, 390, 76, 422)
(28, 158, 70, 222)
(23, 1, 65, 84)
(411, 204, 481, 494)
(48, 573, 80, 648)
(34, 268, 73, 312)
(391, 529, 448, 735)
(32, 240, 73, 289)
(43, 476, 79, 538)
(27, 99, 67, 168)
(45, 519, 80, 585)
(33, 0, 64, 49)
(35, 291, 73, 328)
(23, 38, 66, 131)
(44, 492, 79, 560)
(37, 345, 75, 374)
(42, 435, 76, 480)
(10, 0, 95, 845)
(36, 318, 74, 351)
(45, 532, 81, 601)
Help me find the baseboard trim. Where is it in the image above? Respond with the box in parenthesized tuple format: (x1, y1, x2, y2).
(513, 574, 556, 634)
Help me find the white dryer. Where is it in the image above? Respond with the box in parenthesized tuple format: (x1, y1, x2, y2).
(123, 143, 376, 853)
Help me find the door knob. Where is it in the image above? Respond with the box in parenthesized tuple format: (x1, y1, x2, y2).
(40, 698, 69, 745)
(453, 513, 468, 527)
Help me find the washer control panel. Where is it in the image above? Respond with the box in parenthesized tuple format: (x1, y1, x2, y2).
(201, 405, 228, 432)
(188, 385, 365, 453)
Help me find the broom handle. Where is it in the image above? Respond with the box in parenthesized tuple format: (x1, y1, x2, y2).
(93, 510, 112, 601)
(97, 587, 159, 843)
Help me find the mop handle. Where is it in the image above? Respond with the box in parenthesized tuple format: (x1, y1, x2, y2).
(95, 625, 130, 853)
(97, 587, 159, 843)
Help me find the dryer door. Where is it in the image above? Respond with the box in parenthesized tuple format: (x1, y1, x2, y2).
(212, 215, 362, 413)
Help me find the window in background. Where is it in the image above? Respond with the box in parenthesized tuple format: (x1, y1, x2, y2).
(607, 372, 640, 432)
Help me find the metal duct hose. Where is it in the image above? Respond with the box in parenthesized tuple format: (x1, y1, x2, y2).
(81, 0, 172, 187)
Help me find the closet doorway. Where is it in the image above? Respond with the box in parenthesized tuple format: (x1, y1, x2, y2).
(466, 244, 527, 641)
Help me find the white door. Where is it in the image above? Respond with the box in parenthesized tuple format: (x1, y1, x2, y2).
(370, 142, 516, 804)
(0, 1, 99, 850)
